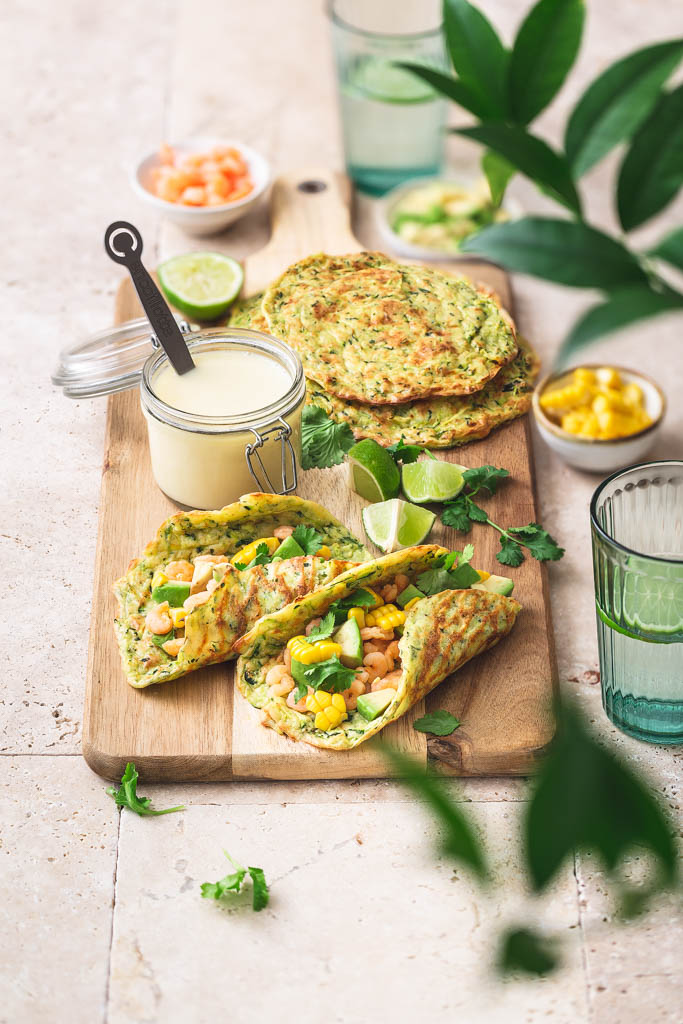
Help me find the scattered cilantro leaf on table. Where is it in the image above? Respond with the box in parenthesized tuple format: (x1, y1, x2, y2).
(291, 524, 323, 555)
(440, 464, 564, 567)
(106, 762, 184, 817)
(301, 406, 355, 469)
(201, 852, 269, 912)
(413, 710, 461, 736)
(233, 542, 273, 571)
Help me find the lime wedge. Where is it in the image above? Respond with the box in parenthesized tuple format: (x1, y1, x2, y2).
(622, 559, 683, 637)
(348, 439, 400, 502)
(402, 459, 466, 503)
(158, 252, 244, 321)
(362, 499, 435, 553)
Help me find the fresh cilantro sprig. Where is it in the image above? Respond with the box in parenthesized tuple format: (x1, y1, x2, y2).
(106, 762, 184, 817)
(293, 655, 357, 703)
(441, 466, 564, 567)
(301, 406, 355, 469)
(201, 851, 269, 912)
(386, 436, 436, 466)
(291, 524, 323, 555)
(307, 610, 337, 641)
(417, 545, 481, 596)
(326, 587, 377, 625)
(413, 710, 461, 736)
(233, 542, 272, 571)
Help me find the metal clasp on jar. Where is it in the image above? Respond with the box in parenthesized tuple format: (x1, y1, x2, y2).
(149, 320, 191, 348)
(245, 417, 297, 495)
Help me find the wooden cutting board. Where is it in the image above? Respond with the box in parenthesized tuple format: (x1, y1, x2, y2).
(82, 167, 557, 783)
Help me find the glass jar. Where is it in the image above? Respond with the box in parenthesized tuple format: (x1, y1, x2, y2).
(52, 317, 305, 509)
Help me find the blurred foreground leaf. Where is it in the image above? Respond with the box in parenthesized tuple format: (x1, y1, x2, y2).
(443, 0, 509, 118)
(508, 0, 585, 125)
(648, 227, 683, 273)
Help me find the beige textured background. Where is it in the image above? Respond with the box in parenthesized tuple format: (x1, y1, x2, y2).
(1, 1, 682, 1022)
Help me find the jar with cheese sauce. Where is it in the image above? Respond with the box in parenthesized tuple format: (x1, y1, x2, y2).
(52, 320, 305, 509)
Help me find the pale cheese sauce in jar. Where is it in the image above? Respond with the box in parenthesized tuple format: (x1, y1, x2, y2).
(140, 328, 305, 509)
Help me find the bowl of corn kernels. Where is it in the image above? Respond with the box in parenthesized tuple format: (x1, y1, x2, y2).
(532, 365, 665, 472)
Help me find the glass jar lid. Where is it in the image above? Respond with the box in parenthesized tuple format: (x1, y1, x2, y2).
(51, 315, 190, 399)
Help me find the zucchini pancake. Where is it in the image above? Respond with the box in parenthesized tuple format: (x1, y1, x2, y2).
(113, 493, 368, 688)
(234, 546, 521, 750)
(261, 251, 518, 404)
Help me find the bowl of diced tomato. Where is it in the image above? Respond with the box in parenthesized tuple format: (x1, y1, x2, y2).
(132, 138, 270, 236)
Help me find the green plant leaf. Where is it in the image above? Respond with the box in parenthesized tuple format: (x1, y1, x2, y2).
(524, 700, 678, 911)
(566, 39, 683, 177)
(617, 84, 683, 231)
(398, 64, 496, 121)
(385, 749, 489, 882)
(509, 0, 585, 125)
(454, 125, 582, 214)
(413, 710, 461, 736)
(460, 216, 648, 288)
(498, 927, 560, 977)
(481, 150, 515, 207)
(442, 0, 509, 118)
(648, 226, 683, 272)
(557, 286, 683, 365)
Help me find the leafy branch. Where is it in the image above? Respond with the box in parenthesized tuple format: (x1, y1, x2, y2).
(402, 0, 683, 360)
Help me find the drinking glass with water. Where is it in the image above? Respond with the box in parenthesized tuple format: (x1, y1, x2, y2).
(328, 0, 447, 195)
(591, 461, 683, 744)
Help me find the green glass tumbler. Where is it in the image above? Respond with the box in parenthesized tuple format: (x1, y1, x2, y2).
(591, 461, 683, 744)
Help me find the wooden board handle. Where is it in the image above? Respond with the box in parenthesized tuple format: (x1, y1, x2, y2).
(244, 167, 361, 293)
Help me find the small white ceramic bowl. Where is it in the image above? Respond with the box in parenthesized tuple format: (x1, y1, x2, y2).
(131, 138, 270, 237)
(532, 365, 666, 474)
(376, 175, 522, 261)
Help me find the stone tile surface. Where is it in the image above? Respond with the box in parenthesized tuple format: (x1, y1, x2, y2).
(109, 800, 586, 1024)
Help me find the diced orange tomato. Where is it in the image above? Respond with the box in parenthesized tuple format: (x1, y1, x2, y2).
(149, 143, 254, 207)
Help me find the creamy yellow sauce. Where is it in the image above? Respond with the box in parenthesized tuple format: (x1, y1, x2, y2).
(153, 348, 291, 415)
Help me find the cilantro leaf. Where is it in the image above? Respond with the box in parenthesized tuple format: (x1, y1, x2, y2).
(465, 500, 488, 523)
(308, 610, 336, 641)
(200, 852, 269, 912)
(248, 866, 270, 911)
(329, 588, 378, 624)
(508, 524, 565, 562)
(106, 762, 184, 817)
(497, 536, 525, 567)
(291, 524, 323, 555)
(441, 499, 473, 532)
(233, 543, 272, 571)
(294, 655, 356, 702)
(301, 406, 355, 469)
(462, 465, 510, 495)
(461, 543, 475, 564)
(413, 710, 461, 736)
(417, 556, 480, 596)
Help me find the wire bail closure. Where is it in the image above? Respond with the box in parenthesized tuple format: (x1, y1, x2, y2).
(245, 418, 297, 494)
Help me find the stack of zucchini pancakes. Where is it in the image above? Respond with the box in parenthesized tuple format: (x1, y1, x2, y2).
(230, 251, 539, 447)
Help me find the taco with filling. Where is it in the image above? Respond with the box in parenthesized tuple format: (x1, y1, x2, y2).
(233, 545, 520, 749)
(114, 493, 368, 688)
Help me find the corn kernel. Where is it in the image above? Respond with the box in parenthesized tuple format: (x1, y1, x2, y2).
(331, 693, 346, 713)
(622, 382, 643, 407)
(596, 366, 621, 388)
(231, 536, 279, 566)
(376, 606, 407, 630)
(404, 596, 421, 612)
(315, 545, 332, 559)
(170, 607, 186, 629)
(347, 607, 366, 628)
(573, 367, 596, 387)
(362, 587, 382, 609)
(152, 571, 168, 590)
(476, 570, 490, 582)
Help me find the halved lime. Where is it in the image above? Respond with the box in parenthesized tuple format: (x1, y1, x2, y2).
(158, 252, 244, 321)
(402, 459, 466, 503)
(362, 499, 435, 553)
(622, 559, 683, 637)
(348, 439, 400, 502)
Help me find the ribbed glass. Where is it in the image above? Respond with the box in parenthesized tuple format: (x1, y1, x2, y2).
(590, 461, 683, 744)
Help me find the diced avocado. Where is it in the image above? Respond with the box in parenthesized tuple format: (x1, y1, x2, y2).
(472, 573, 514, 597)
(151, 628, 174, 648)
(357, 688, 397, 721)
(333, 617, 363, 668)
(290, 658, 309, 688)
(396, 583, 425, 608)
(152, 581, 191, 607)
(273, 535, 306, 560)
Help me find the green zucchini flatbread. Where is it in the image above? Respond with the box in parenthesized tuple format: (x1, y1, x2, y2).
(234, 546, 521, 750)
(114, 493, 368, 688)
